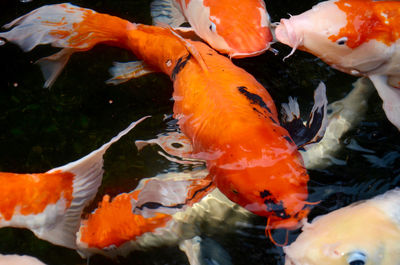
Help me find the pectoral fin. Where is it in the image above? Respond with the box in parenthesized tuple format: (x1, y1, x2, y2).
(106, 61, 156, 85)
(281, 82, 328, 148)
(369, 75, 400, 130)
(136, 132, 205, 165)
(132, 172, 215, 218)
(151, 0, 187, 27)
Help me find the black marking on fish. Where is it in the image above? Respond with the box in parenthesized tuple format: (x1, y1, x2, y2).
(283, 136, 294, 145)
(264, 200, 290, 219)
(135, 181, 213, 211)
(171, 53, 192, 80)
(260, 190, 272, 198)
(269, 116, 278, 125)
(237, 86, 273, 114)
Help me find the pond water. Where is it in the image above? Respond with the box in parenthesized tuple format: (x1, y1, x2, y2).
(0, 0, 399, 264)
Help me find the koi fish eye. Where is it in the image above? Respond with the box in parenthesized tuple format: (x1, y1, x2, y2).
(347, 251, 366, 265)
(337, 37, 348, 46)
(209, 22, 216, 32)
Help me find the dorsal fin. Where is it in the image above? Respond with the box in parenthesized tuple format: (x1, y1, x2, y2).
(163, 24, 208, 73)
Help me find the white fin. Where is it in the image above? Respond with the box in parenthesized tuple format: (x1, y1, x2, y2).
(369, 75, 400, 130)
(132, 173, 214, 218)
(36, 48, 76, 88)
(301, 78, 374, 170)
(308, 82, 329, 142)
(31, 116, 150, 249)
(151, 0, 187, 27)
(135, 132, 205, 165)
(106, 61, 156, 85)
(281, 97, 300, 122)
(179, 236, 233, 265)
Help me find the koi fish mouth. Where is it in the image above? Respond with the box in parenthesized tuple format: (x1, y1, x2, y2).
(274, 18, 303, 60)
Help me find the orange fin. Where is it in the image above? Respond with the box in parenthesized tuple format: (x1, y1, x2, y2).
(0, 116, 149, 249)
(0, 3, 135, 87)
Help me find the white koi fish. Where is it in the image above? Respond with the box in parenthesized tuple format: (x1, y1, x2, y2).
(0, 254, 47, 265)
(151, 0, 272, 57)
(284, 188, 400, 265)
(274, 0, 400, 130)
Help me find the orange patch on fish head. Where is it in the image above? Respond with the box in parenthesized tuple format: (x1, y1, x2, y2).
(0, 171, 74, 221)
(203, 0, 272, 57)
(329, 0, 400, 49)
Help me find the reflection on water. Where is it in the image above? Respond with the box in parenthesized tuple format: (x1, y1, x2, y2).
(0, 0, 399, 265)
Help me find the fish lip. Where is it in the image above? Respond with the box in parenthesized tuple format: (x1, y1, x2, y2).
(229, 45, 270, 58)
(275, 18, 303, 59)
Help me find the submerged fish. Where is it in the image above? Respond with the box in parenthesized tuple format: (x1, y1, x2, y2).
(274, 0, 400, 130)
(150, 0, 272, 58)
(76, 170, 253, 258)
(284, 188, 400, 265)
(0, 117, 148, 249)
(0, 3, 327, 237)
(0, 254, 47, 265)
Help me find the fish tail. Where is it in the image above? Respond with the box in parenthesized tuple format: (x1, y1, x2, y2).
(0, 116, 149, 249)
(0, 3, 135, 87)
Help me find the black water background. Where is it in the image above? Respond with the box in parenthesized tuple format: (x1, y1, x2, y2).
(0, 0, 399, 264)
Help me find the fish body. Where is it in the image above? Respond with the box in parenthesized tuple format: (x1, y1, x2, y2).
(0, 3, 321, 231)
(284, 188, 400, 265)
(0, 117, 148, 249)
(151, 0, 272, 57)
(275, 0, 400, 130)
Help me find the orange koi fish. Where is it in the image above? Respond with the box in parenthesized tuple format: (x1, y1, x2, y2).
(0, 116, 148, 249)
(0, 3, 327, 239)
(275, 0, 400, 130)
(150, 0, 272, 58)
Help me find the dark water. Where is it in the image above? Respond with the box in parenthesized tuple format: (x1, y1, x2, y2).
(0, 0, 399, 264)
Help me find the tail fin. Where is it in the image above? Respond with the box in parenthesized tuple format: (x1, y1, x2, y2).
(0, 3, 135, 87)
(0, 116, 149, 249)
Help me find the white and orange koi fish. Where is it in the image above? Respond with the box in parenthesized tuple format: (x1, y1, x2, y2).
(151, 0, 272, 57)
(0, 116, 148, 249)
(284, 188, 400, 265)
(274, 0, 400, 130)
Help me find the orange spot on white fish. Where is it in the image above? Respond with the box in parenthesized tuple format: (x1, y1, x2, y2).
(329, 0, 400, 48)
(0, 171, 74, 221)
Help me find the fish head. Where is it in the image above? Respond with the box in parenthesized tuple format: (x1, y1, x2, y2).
(284, 198, 400, 265)
(212, 145, 311, 231)
(185, 0, 272, 58)
(275, 0, 395, 75)
(275, 1, 352, 62)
